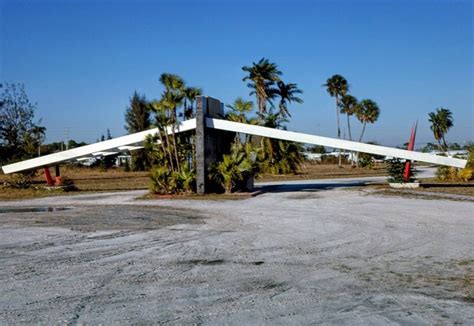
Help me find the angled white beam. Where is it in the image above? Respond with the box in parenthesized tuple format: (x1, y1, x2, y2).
(118, 145, 144, 151)
(92, 151, 118, 156)
(207, 118, 467, 168)
(1, 119, 196, 174)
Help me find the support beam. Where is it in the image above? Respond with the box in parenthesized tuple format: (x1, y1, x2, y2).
(403, 122, 417, 181)
(1, 119, 196, 174)
(43, 167, 54, 186)
(207, 118, 467, 168)
(55, 165, 61, 185)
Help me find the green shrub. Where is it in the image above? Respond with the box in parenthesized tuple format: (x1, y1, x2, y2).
(358, 153, 374, 169)
(211, 142, 258, 194)
(174, 165, 195, 193)
(149, 166, 177, 194)
(387, 159, 416, 183)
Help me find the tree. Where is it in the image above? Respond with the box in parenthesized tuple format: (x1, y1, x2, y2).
(272, 81, 303, 118)
(226, 97, 256, 144)
(421, 142, 437, 153)
(323, 74, 349, 166)
(226, 97, 254, 124)
(428, 108, 453, 153)
(124, 91, 151, 133)
(159, 73, 184, 120)
(339, 94, 358, 141)
(356, 99, 380, 142)
(124, 91, 152, 171)
(0, 82, 45, 164)
(183, 87, 202, 119)
(242, 58, 282, 119)
(308, 145, 326, 154)
(324, 74, 349, 139)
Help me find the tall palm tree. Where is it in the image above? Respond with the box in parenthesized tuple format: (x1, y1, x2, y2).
(339, 94, 358, 141)
(428, 108, 453, 153)
(242, 58, 281, 119)
(159, 73, 184, 94)
(324, 74, 349, 139)
(183, 87, 202, 119)
(356, 99, 380, 142)
(159, 73, 185, 120)
(273, 81, 303, 118)
(324, 74, 349, 166)
(150, 100, 176, 172)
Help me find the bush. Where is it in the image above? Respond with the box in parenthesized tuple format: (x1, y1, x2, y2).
(3, 173, 34, 189)
(211, 142, 258, 194)
(458, 168, 473, 182)
(358, 153, 374, 169)
(58, 176, 78, 192)
(436, 166, 459, 181)
(387, 159, 417, 183)
(174, 166, 195, 193)
(149, 166, 177, 194)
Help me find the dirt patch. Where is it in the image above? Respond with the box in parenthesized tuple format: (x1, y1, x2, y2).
(0, 205, 204, 232)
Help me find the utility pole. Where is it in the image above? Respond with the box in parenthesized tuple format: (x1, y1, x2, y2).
(64, 128, 70, 150)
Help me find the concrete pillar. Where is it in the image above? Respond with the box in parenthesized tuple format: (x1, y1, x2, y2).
(195, 96, 233, 194)
(195, 96, 207, 194)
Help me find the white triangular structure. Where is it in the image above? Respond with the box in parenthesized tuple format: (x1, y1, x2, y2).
(207, 118, 467, 168)
(1, 117, 467, 174)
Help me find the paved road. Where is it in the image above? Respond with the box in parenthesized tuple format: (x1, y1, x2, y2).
(1, 167, 473, 325)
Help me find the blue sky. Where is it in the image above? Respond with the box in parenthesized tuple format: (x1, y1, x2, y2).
(1, 0, 472, 147)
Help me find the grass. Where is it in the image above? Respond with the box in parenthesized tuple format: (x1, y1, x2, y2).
(1, 163, 473, 200)
(257, 162, 387, 182)
(0, 166, 149, 200)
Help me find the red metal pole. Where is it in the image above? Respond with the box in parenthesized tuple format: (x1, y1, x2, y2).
(43, 166, 54, 186)
(403, 122, 418, 182)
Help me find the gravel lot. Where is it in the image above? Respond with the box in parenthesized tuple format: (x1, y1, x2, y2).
(0, 176, 473, 324)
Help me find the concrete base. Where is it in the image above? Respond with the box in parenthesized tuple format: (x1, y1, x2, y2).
(389, 182, 420, 189)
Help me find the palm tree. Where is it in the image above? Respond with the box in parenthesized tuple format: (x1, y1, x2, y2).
(356, 99, 380, 142)
(226, 98, 255, 144)
(159, 73, 184, 94)
(273, 81, 303, 118)
(242, 58, 281, 119)
(324, 74, 349, 139)
(183, 87, 202, 119)
(324, 74, 349, 166)
(226, 97, 254, 123)
(149, 100, 176, 172)
(339, 94, 358, 141)
(159, 73, 185, 120)
(428, 108, 453, 153)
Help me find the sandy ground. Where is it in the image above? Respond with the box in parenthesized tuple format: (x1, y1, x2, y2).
(0, 173, 473, 324)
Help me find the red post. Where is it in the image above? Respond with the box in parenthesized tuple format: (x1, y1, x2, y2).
(43, 166, 54, 186)
(403, 122, 417, 182)
(54, 165, 62, 186)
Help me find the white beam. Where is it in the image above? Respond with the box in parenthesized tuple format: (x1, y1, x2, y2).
(1, 119, 196, 174)
(207, 118, 467, 168)
(92, 151, 118, 156)
(118, 145, 144, 151)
